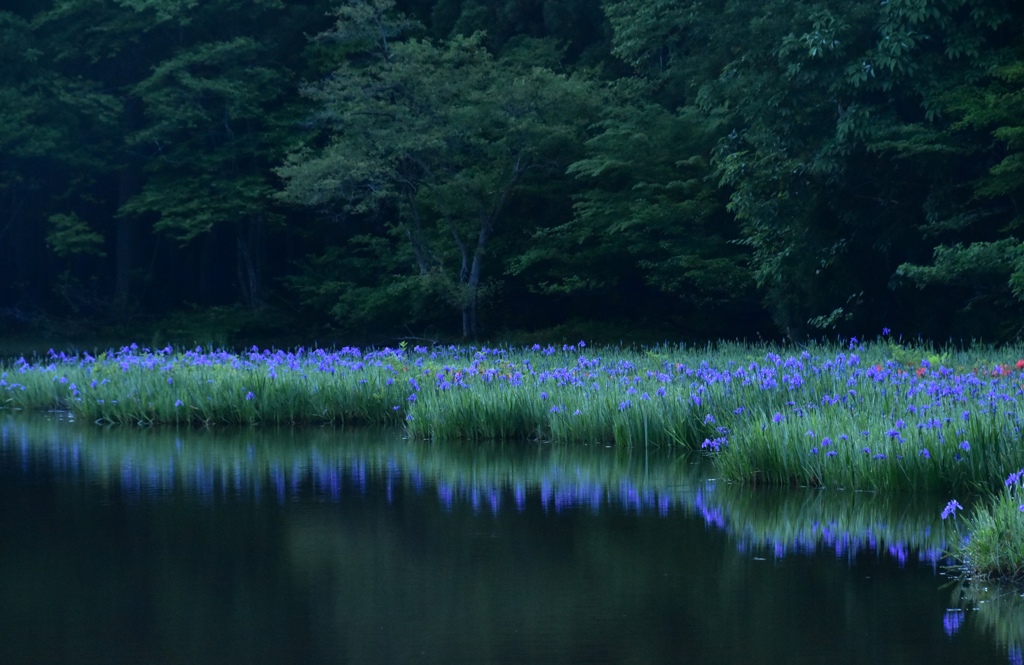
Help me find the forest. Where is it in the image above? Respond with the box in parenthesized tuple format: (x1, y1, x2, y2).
(2, 0, 1023, 347)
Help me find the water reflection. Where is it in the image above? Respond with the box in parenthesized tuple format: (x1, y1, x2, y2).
(1, 416, 707, 515)
(0, 415, 957, 564)
(706, 483, 952, 570)
(949, 577, 1024, 664)
(2, 414, 1022, 664)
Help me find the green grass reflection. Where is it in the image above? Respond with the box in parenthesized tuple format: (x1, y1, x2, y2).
(3, 413, 964, 567)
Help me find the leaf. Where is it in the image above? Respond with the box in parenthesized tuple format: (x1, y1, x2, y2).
(46, 213, 106, 258)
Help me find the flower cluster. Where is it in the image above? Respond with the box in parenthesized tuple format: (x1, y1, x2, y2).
(4, 338, 1024, 494)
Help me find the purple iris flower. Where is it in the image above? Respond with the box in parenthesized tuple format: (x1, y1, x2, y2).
(941, 499, 962, 520)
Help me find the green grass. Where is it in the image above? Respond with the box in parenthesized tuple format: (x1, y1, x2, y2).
(4, 338, 1024, 496)
(949, 473, 1024, 580)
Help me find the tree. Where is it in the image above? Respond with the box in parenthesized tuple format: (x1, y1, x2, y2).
(0, 6, 124, 319)
(121, 35, 292, 309)
(0, 0, 338, 328)
(277, 0, 598, 337)
(508, 88, 760, 338)
(601, 0, 1023, 340)
(895, 45, 1024, 338)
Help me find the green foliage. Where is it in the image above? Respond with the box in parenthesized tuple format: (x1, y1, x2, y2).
(278, 3, 600, 336)
(123, 36, 288, 242)
(897, 240, 1024, 289)
(285, 241, 458, 337)
(45, 213, 106, 258)
(891, 44, 1024, 329)
(953, 477, 1024, 579)
(325, 0, 420, 56)
(4, 0, 1024, 343)
(420, 0, 608, 61)
(7, 339, 1024, 502)
(508, 83, 758, 336)
(600, 0, 1024, 339)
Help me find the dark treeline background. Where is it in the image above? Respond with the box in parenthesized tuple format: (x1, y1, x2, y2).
(2, 0, 1023, 347)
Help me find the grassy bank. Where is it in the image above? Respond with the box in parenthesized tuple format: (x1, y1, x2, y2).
(944, 469, 1024, 581)
(3, 335, 1023, 578)
(4, 337, 1024, 489)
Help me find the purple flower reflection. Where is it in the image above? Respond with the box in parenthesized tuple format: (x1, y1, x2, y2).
(920, 548, 943, 567)
(623, 484, 641, 512)
(887, 544, 907, 567)
(328, 468, 340, 501)
(437, 483, 454, 511)
(540, 479, 552, 508)
(271, 465, 285, 504)
(943, 609, 964, 637)
(514, 484, 526, 511)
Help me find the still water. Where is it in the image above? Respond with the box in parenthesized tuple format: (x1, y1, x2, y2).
(0, 415, 1020, 664)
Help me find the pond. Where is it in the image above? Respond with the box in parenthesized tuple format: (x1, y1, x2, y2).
(0, 415, 1021, 664)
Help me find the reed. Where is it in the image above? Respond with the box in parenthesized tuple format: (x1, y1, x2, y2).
(711, 355, 1024, 493)
(1, 345, 412, 427)
(3, 336, 1024, 496)
(949, 469, 1024, 580)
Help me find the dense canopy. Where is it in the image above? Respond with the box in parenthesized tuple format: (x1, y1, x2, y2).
(2, 0, 1023, 345)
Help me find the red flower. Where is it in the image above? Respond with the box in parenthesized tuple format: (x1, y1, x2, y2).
(1016, 359, 1024, 370)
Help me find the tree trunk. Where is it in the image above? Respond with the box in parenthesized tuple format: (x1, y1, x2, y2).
(236, 218, 264, 309)
(462, 225, 489, 339)
(113, 96, 144, 317)
(404, 188, 432, 275)
(199, 231, 218, 305)
(452, 228, 473, 338)
(459, 161, 524, 337)
(112, 210, 137, 315)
